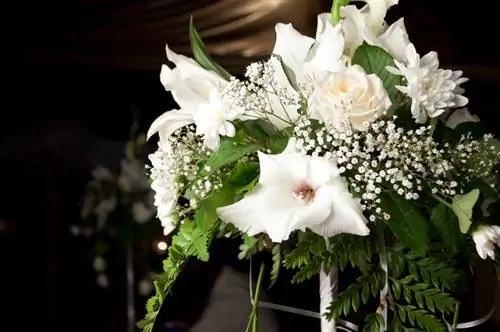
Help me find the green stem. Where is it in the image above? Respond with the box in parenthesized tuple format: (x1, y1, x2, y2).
(451, 302, 460, 331)
(246, 263, 265, 332)
(431, 193, 453, 210)
(429, 117, 438, 136)
(331, 0, 350, 23)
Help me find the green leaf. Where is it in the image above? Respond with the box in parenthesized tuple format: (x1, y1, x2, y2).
(189, 17, 231, 80)
(430, 204, 464, 254)
(227, 162, 259, 189)
(202, 139, 260, 175)
(380, 192, 429, 256)
(270, 245, 281, 287)
(363, 313, 385, 332)
(351, 42, 403, 103)
(175, 221, 210, 261)
(451, 189, 480, 233)
(238, 234, 257, 260)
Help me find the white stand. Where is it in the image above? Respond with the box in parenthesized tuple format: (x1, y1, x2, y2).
(320, 264, 339, 332)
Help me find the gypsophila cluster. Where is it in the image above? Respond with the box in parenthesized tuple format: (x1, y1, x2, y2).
(449, 134, 500, 186)
(294, 116, 461, 221)
(222, 58, 301, 123)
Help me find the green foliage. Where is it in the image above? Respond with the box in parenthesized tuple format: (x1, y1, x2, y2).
(282, 231, 373, 284)
(384, 247, 462, 332)
(201, 138, 260, 176)
(138, 220, 218, 331)
(240, 119, 291, 153)
(380, 192, 429, 256)
(388, 250, 462, 290)
(390, 275, 456, 314)
(430, 204, 464, 255)
(188, 17, 231, 80)
(451, 189, 480, 233)
(327, 266, 385, 320)
(363, 313, 386, 332)
(238, 234, 258, 259)
(395, 305, 448, 332)
(269, 245, 281, 287)
(351, 43, 403, 103)
(227, 162, 259, 190)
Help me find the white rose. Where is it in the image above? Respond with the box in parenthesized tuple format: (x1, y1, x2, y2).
(309, 65, 391, 131)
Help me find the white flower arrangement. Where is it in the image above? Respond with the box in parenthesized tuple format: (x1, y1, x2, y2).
(72, 129, 161, 296)
(140, 1, 500, 331)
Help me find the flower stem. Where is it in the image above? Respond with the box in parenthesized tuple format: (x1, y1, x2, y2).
(451, 302, 460, 331)
(246, 263, 265, 332)
(331, 0, 350, 23)
(431, 193, 453, 209)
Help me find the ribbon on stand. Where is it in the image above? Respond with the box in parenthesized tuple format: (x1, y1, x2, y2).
(379, 252, 389, 331)
(320, 264, 339, 332)
(126, 245, 136, 332)
(248, 257, 496, 331)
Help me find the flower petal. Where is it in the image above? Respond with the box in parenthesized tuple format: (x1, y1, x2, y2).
(146, 109, 194, 141)
(218, 185, 331, 243)
(272, 23, 315, 77)
(377, 18, 409, 62)
(309, 180, 370, 237)
(257, 151, 308, 187)
(304, 16, 345, 75)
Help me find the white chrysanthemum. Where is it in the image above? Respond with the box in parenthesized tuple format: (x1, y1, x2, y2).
(472, 225, 500, 260)
(387, 44, 468, 123)
(148, 141, 180, 236)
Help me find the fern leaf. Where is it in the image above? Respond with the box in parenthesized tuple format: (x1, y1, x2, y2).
(396, 305, 447, 332)
(363, 313, 385, 332)
(269, 245, 281, 287)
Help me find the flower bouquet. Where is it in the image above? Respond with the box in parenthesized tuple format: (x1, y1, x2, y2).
(140, 1, 500, 331)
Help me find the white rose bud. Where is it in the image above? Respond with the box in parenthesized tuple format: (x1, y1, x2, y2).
(309, 65, 392, 132)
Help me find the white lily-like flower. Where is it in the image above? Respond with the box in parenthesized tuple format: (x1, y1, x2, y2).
(445, 107, 480, 129)
(267, 16, 346, 128)
(217, 140, 369, 243)
(472, 225, 500, 260)
(147, 46, 237, 150)
(339, 0, 399, 56)
(192, 89, 241, 151)
(386, 44, 469, 123)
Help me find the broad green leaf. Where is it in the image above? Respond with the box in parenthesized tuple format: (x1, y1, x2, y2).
(227, 162, 259, 189)
(351, 43, 403, 103)
(380, 192, 429, 256)
(202, 139, 260, 175)
(189, 17, 231, 80)
(451, 189, 480, 233)
(453, 122, 486, 139)
(430, 204, 464, 254)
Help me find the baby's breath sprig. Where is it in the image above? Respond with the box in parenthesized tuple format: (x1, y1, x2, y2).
(294, 116, 460, 221)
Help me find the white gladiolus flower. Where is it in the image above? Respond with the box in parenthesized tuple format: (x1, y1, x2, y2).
(386, 44, 468, 123)
(445, 107, 480, 129)
(309, 65, 392, 131)
(217, 141, 369, 243)
(472, 225, 500, 260)
(147, 46, 237, 151)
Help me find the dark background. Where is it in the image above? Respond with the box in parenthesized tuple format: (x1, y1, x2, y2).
(2, 0, 500, 331)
